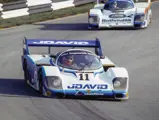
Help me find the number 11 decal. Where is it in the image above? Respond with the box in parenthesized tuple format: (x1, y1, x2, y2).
(79, 73, 89, 81)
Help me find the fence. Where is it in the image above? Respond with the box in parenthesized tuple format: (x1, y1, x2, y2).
(0, 0, 96, 19)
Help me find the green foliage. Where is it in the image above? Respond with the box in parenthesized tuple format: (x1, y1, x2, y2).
(0, 3, 94, 28)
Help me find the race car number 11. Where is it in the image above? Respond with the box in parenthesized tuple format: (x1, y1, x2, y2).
(79, 73, 89, 81)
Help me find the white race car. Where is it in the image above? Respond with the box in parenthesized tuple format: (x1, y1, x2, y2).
(22, 38, 129, 100)
(88, 0, 152, 29)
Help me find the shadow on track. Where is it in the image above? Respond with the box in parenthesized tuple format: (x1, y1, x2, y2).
(0, 78, 41, 98)
(35, 23, 138, 31)
(57, 96, 124, 102)
(0, 78, 125, 102)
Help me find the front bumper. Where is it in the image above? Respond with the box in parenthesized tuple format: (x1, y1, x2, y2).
(134, 21, 146, 28)
(99, 23, 134, 28)
(89, 22, 134, 28)
(44, 89, 129, 100)
(88, 16, 134, 28)
(89, 22, 145, 29)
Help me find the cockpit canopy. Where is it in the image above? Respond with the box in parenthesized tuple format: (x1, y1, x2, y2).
(57, 50, 103, 70)
(104, 0, 134, 10)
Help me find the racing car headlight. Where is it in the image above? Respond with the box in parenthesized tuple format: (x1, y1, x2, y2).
(114, 80, 121, 88)
(89, 16, 98, 24)
(89, 17, 94, 23)
(47, 76, 62, 89)
(135, 14, 145, 22)
(113, 78, 128, 90)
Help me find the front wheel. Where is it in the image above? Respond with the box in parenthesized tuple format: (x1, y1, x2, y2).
(88, 24, 99, 30)
(23, 61, 29, 85)
(38, 71, 44, 96)
(88, 25, 92, 30)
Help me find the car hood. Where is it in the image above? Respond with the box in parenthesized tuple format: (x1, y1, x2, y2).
(60, 68, 113, 91)
(102, 8, 136, 18)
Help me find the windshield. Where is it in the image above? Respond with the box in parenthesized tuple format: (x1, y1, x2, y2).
(57, 50, 102, 70)
(104, 1, 134, 10)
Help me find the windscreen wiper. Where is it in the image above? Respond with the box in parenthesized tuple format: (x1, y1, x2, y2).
(79, 60, 95, 71)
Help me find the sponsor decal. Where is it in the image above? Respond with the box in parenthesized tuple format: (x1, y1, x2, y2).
(32, 41, 89, 45)
(84, 93, 104, 95)
(67, 84, 108, 89)
(87, 90, 91, 93)
(61, 52, 93, 56)
(112, 11, 124, 14)
(102, 19, 131, 23)
(67, 52, 93, 55)
(109, 14, 125, 18)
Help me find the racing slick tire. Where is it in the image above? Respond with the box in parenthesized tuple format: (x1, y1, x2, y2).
(38, 70, 44, 96)
(23, 60, 29, 86)
(88, 24, 99, 30)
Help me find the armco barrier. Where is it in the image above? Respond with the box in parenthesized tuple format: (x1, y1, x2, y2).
(27, 0, 52, 7)
(1, 8, 29, 19)
(0, 0, 95, 19)
(1, 0, 29, 19)
(2, 0, 27, 11)
(0, 3, 3, 11)
(51, 0, 75, 10)
(28, 4, 53, 14)
(27, 0, 53, 14)
(74, 0, 96, 6)
(0, 3, 2, 18)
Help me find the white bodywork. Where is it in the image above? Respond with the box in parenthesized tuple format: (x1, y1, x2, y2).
(27, 49, 129, 100)
(88, 0, 152, 29)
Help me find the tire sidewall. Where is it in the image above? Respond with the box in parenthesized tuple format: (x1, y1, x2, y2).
(24, 61, 28, 85)
(38, 71, 44, 95)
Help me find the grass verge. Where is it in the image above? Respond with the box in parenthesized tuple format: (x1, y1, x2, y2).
(0, 3, 94, 29)
(0, 0, 158, 29)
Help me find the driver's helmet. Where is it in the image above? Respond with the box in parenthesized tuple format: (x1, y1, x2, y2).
(112, 1, 118, 8)
(62, 55, 74, 66)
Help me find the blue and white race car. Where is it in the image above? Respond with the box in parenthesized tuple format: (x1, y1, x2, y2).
(22, 37, 129, 100)
(88, 0, 152, 29)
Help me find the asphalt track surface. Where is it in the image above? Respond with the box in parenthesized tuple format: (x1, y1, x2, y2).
(0, 2, 159, 120)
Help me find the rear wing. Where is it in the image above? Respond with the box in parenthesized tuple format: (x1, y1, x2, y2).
(23, 37, 103, 56)
(134, 0, 151, 3)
